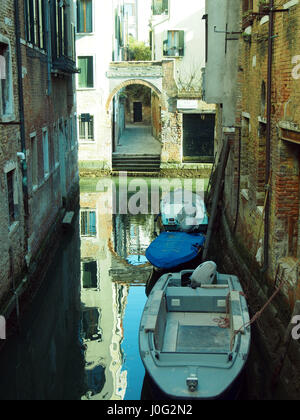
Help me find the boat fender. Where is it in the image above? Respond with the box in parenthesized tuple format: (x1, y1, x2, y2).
(191, 261, 217, 288)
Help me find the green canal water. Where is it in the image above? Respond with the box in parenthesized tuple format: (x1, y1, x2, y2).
(0, 175, 288, 401)
(0, 176, 209, 400)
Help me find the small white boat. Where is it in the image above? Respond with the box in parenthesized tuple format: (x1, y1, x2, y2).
(160, 189, 208, 233)
(139, 262, 251, 400)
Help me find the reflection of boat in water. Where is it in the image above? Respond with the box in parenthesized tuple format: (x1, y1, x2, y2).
(160, 189, 208, 233)
(139, 262, 251, 400)
(145, 232, 206, 296)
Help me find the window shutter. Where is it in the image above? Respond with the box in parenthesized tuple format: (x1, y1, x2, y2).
(163, 0, 168, 13)
(163, 30, 168, 56)
(178, 30, 184, 56)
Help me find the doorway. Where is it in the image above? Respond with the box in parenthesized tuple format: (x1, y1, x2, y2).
(133, 102, 143, 123)
(183, 113, 215, 163)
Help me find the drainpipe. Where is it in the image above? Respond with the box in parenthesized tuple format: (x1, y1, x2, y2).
(46, 0, 52, 96)
(14, 0, 29, 226)
(262, 0, 274, 273)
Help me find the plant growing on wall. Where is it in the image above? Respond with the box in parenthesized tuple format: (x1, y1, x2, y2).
(128, 36, 152, 61)
(176, 63, 203, 93)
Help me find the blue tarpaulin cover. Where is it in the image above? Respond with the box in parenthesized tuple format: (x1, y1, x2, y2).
(145, 232, 206, 269)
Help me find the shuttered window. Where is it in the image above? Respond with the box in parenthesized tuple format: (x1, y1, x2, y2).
(242, 0, 253, 12)
(77, 0, 93, 33)
(78, 56, 94, 88)
(81, 210, 97, 236)
(163, 30, 184, 57)
(152, 0, 168, 15)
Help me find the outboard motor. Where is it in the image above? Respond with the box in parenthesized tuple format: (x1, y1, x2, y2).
(177, 205, 197, 232)
(190, 261, 217, 288)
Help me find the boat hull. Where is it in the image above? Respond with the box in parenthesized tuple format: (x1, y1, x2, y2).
(139, 269, 251, 400)
(142, 369, 247, 401)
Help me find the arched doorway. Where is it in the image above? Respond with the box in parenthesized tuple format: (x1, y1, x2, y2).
(106, 79, 162, 172)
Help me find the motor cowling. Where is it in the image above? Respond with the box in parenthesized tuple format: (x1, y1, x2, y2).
(190, 261, 217, 288)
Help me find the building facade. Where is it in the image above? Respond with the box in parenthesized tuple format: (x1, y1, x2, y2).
(76, 0, 128, 171)
(150, 0, 216, 168)
(204, 0, 300, 397)
(0, 0, 79, 315)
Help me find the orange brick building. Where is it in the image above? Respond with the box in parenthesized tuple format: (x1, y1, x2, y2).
(205, 0, 300, 397)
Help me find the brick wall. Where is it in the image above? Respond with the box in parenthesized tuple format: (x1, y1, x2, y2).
(223, 0, 300, 306)
(0, 0, 79, 308)
(0, 0, 26, 304)
(18, 0, 78, 261)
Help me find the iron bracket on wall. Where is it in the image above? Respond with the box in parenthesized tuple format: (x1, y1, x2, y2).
(214, 25, 243, 53)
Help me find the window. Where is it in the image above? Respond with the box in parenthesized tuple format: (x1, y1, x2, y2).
(163, 30, 184, 57)
(77, 0, 93, 33)
(6, 170, 18, 225)
(242, 0, 253, 12)
(31, 133, 38, 188)
(0, 40, 13, 118)
(42, 128, 50, 177)
(124, 3, 136, 17)
(24, 0, 46, 49)
(81, 210, 97, 237)
(79, 114, 94, 141)
(81, 260, 98, 289)
(53, 123, 59, 166)
(78, 56, 94, 88)
(152, 0, 168, 15)
(241, 118, 250, 190)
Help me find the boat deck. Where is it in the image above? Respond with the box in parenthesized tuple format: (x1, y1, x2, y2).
(162, 312, 231, 354)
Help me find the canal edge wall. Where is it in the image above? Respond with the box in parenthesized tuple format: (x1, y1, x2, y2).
(214, 209, 300, 399)
(0, 182, 80, 340)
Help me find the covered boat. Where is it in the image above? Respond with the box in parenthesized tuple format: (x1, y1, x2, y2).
(145, 232, 205, 270)
(139, 262, 251, 400)
(145, 231, 206, 296)
(160, 189, 208, 233)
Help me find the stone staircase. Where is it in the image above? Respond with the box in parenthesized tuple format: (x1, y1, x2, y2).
(112, 154, 161, 173)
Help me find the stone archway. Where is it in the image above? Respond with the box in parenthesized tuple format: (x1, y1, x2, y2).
(105, 78, 162, 113)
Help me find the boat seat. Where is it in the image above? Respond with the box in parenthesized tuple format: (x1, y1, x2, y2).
(229, 291, 245, 334)
(166, 287, 228, 313)
(144, 290, 165, 332)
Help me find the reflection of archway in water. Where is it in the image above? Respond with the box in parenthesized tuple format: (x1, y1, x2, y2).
(108, 213, 156, 281)
(108, 238, 150, 271)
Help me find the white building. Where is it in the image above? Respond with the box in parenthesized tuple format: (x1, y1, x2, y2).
(76, 0, 126, 170)
(150, 0, 206, 92)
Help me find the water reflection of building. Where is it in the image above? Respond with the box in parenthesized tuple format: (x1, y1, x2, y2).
(80, 189, 126, 400)
(79, 181, 157, 399)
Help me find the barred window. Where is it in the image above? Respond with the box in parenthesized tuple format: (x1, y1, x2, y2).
(79, 114, 94, 141)
(24, 0, 46, 49)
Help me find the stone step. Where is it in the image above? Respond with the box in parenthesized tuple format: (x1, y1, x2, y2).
(112, 155, 161, 160)
(112, 153, 161, 172)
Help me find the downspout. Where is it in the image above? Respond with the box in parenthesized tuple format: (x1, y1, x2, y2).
(14, 0, 29, 236)
(46, 0, 52, 97)
(262, 0, 274, 273)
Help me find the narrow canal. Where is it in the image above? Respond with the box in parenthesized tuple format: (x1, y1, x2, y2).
(0, 175, 283, 400)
